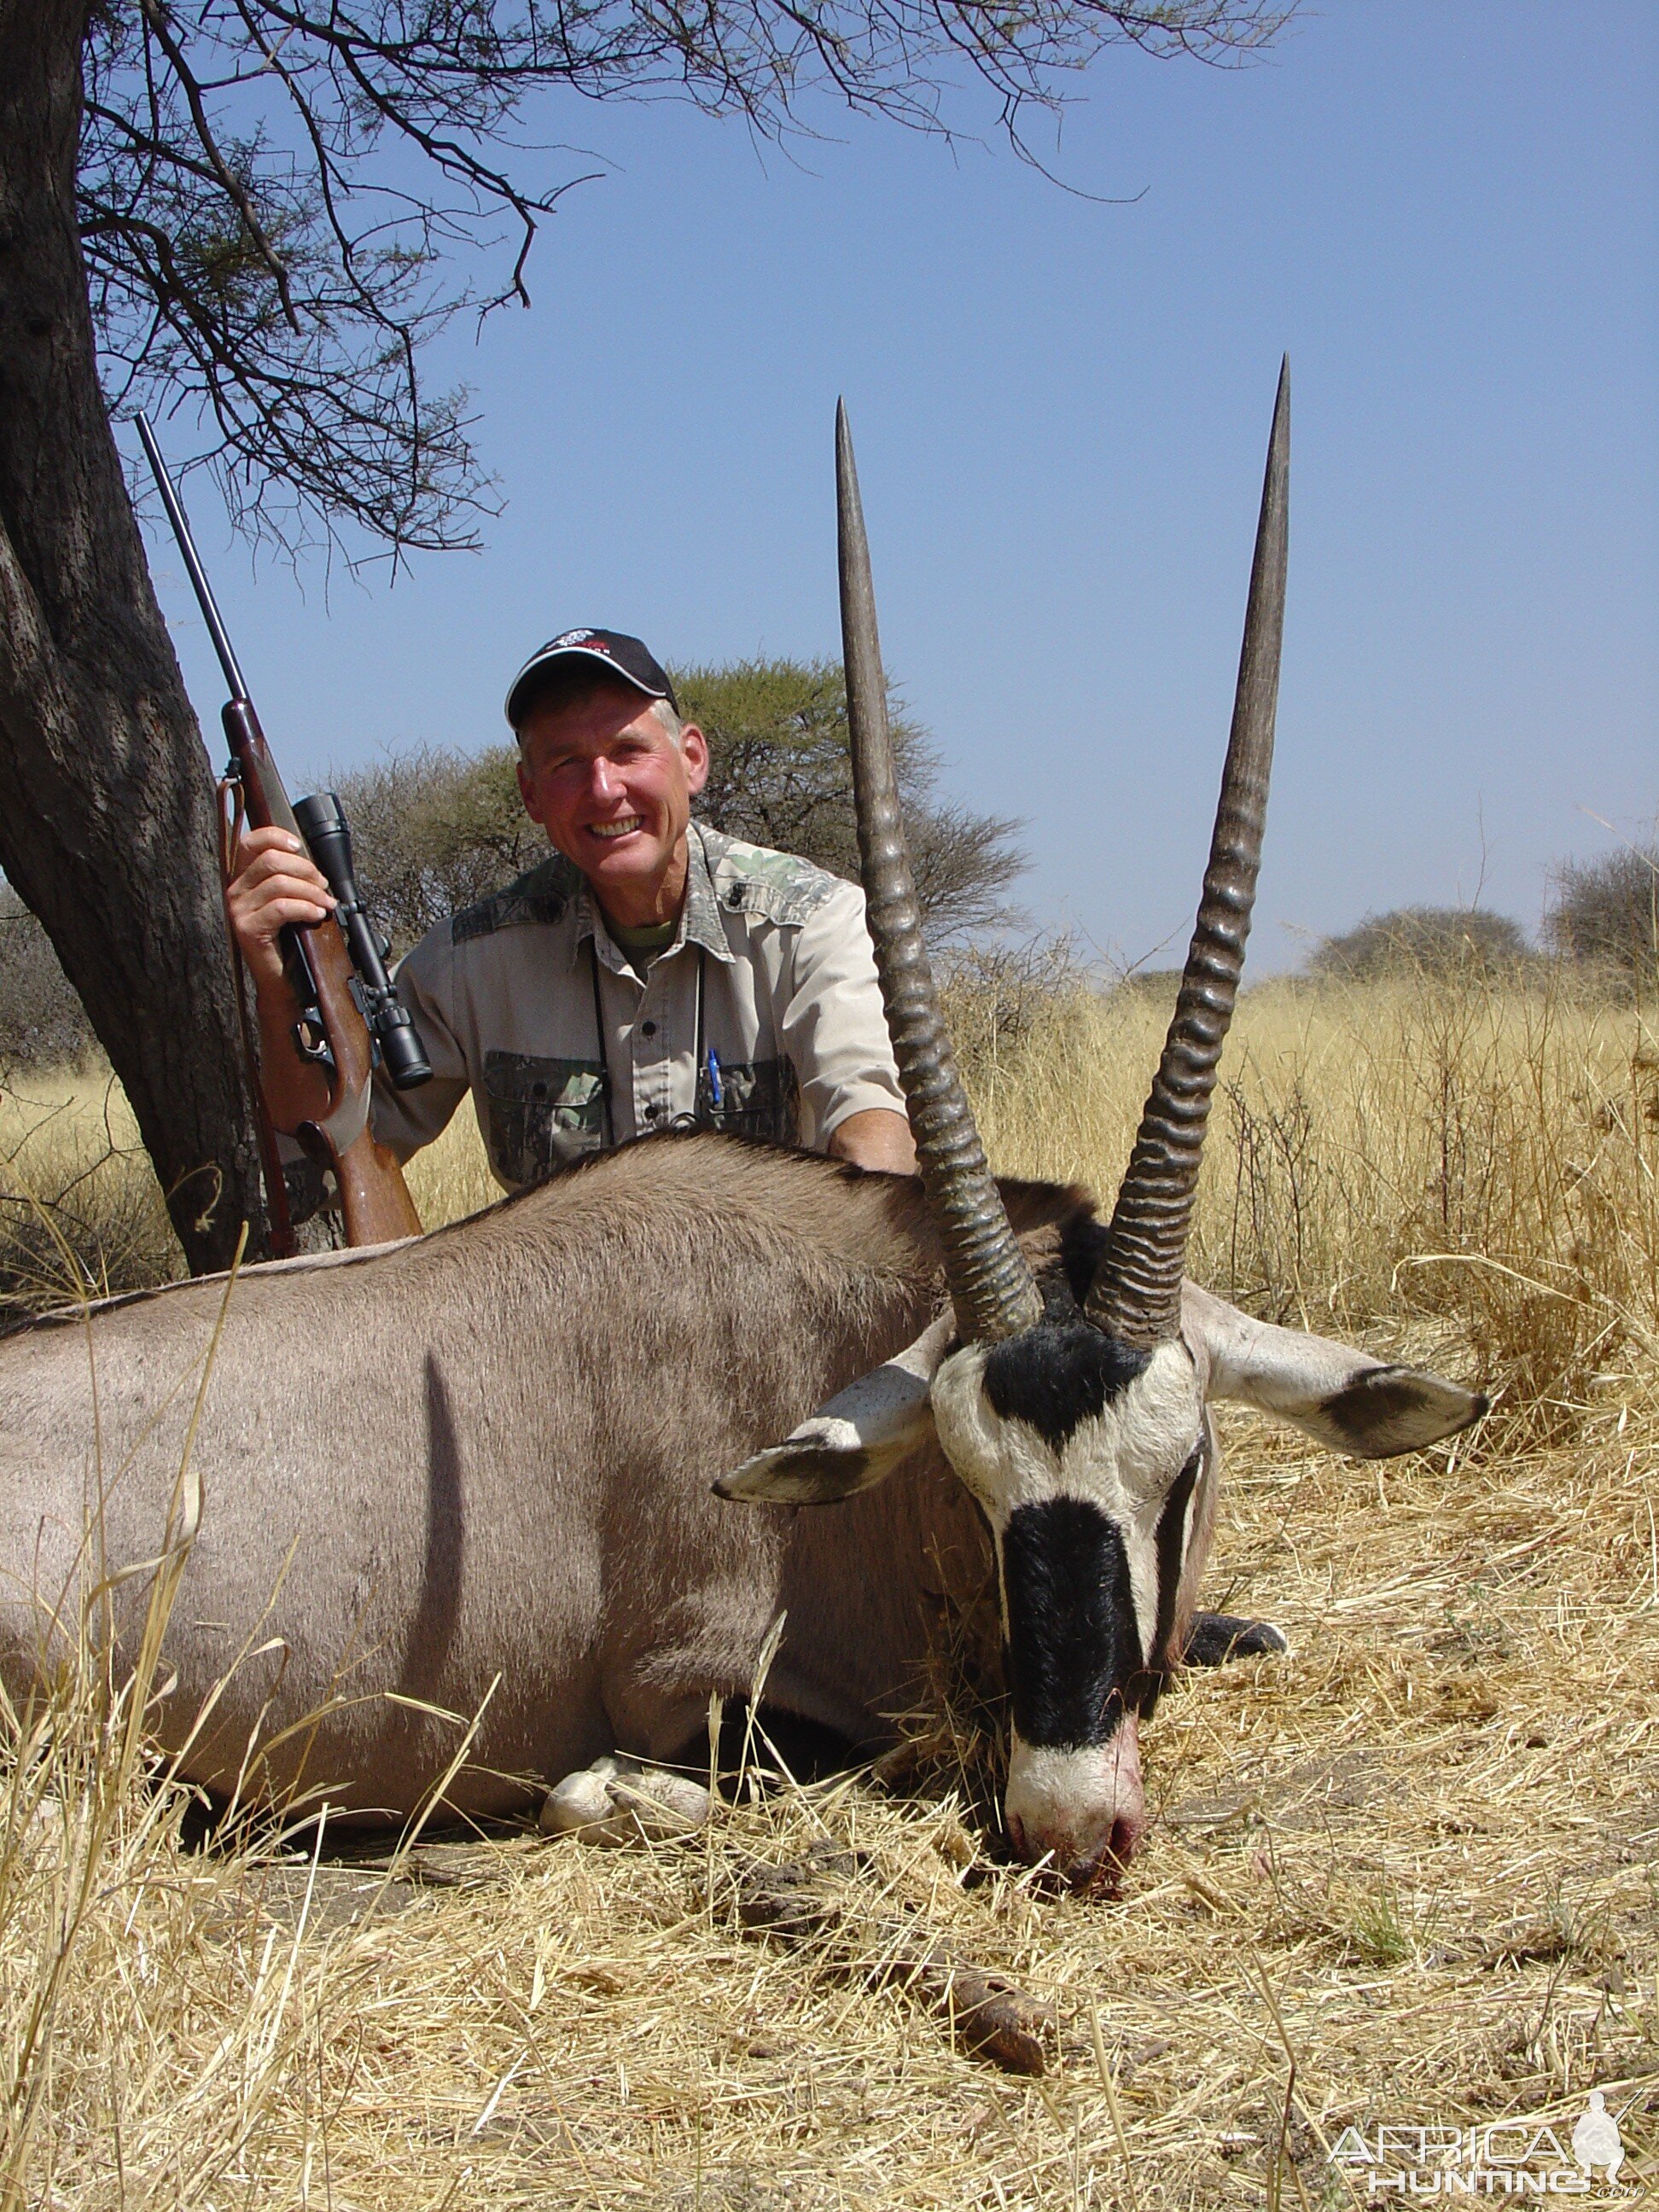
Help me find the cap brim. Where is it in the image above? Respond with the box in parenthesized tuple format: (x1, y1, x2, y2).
(505, 646, 667, 729)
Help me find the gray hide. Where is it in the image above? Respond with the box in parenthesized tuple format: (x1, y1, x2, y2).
(0, 1136, 1063, 1822)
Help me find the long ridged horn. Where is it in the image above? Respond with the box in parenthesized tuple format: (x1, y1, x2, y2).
(837, 401, 1043, 1343)
(1086, 358, 1290, 1346)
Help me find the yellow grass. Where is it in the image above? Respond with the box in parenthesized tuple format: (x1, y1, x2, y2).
(968, 975, 1659, 1446)
(1, 975, 1656, 2206)
(401, 1092, 502, 1228)
(0, 1064, 181, 1317)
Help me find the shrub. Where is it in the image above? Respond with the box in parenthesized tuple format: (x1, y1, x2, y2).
(1310, 905, 1531, 983)
(1545, 844, 1658, 984)
(0, 887, 95, 1067)
(681, 657, 1025, 946)
(325, 746, 542, 957)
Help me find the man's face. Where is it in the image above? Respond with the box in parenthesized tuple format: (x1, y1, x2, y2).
(516, 682, 709, 920)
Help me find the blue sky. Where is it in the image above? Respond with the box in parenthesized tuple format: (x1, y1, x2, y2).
(136, 0, 1658, 973)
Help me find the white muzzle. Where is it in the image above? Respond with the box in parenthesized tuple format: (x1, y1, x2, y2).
(1004, 1716, 1146, 1888)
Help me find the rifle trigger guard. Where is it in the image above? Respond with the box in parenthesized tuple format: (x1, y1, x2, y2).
(292, 1012, 334, 1065)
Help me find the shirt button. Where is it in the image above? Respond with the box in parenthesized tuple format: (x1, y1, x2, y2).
(641, 1020, 657, 1038)
(644, 1103, 661, 1121)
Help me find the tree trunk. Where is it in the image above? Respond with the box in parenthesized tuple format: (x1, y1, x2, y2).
(0, 0, 266, 1273)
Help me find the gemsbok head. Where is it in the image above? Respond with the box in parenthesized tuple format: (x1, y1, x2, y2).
(719, 366, 1487, 1889)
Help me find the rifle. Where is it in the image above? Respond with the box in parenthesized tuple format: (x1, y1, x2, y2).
(137, 416, 428, 1254)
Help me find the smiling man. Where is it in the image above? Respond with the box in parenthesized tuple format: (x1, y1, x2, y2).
(226, 628, 916, 1189)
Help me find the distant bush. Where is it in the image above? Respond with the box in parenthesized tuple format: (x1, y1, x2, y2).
(938, 932, 1086, 1084)
(1310, 905, 1531, 983)
(327, 745, 542, 957)
(0, 888, 95, 1068)
(1545, 845, 1658, 984)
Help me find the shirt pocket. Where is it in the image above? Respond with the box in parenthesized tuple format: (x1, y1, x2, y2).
(483, 1051, 609, 1186)
(696, 1056, 800, 1146)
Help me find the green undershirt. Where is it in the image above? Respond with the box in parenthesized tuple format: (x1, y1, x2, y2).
(606, 915, 678, 976)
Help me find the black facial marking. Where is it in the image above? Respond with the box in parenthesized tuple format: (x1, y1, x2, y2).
(1134, 1436, 1204, 1712)
(982, 1301, 1150, 1450)
(1001, 1498, 1142, 1748)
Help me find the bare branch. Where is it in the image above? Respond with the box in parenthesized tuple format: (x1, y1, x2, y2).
(78, 0, 1296, 559)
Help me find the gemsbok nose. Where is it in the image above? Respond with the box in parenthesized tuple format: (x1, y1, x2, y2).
(1005, 1722, 1146, 1888)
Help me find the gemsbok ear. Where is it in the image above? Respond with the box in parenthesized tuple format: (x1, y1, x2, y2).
(1182, 1284, 1487, 1460)
(714, 1313, 953, 1507)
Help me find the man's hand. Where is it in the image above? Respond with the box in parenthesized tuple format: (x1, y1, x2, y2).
(225, 826, 335, 994)
(828, 1109, 917, 1175)
(224, 826, 336, 1132)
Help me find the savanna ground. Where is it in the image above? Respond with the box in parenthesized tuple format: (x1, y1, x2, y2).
(1, 971, 1656, 2209)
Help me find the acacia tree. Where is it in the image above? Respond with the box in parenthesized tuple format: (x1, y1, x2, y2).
(684, 657, 1024, 942)
(0, 0, 1291, 1271)
(317, 658, 1023, 956)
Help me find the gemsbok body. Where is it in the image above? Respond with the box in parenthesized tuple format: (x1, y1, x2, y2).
(0, 369, 1484, 1886)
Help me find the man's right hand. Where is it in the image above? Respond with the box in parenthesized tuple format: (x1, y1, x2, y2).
(225, 827, 340, 1133)
(226, 826, 336, 995)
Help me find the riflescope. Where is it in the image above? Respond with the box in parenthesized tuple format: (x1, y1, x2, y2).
(292, 792, 431, 1091)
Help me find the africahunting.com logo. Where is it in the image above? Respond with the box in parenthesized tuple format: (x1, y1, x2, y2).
(1331, 2093, 1628, 2196)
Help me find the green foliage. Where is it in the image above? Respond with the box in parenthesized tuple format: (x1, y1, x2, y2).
(1310, 905, 1531, 984)
(683, 657, 1026, 946)
(1347, 1887, 1412, 1967)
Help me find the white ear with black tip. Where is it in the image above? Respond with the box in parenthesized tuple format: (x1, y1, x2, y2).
(1183, 1283, 1487, 1459)
(714, 1312, 953, 1506)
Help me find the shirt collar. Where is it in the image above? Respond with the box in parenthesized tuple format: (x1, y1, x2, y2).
(568, 823, 736, 971)
(680, 824, 737, 964)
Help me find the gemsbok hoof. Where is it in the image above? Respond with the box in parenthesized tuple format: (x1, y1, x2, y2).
(539, 1756, 711, 1845)
(1184, 1612, 1291, 1667)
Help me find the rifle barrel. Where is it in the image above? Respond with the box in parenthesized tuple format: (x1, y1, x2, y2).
(134, 415, 249, 704)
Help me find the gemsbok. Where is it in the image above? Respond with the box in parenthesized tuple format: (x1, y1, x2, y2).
(0, 366, 1484, 1887)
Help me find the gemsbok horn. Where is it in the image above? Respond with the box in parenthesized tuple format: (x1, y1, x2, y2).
(836, 399, 1044, 1344)
(1086, 358, 1289, 1345)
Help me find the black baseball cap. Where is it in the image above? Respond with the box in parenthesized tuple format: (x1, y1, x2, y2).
(504, 627, 679, 729)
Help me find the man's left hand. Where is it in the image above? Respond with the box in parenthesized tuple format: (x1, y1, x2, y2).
(828, 1109, 917, 1175)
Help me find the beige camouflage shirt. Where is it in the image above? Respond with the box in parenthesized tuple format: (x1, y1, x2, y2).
(372, 824, 905, 1191)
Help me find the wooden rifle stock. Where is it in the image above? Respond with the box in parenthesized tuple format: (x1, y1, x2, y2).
(224, 699, 423, 1246)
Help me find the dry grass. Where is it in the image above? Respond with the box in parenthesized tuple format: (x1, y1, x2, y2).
(0, 1064, 180, 1324)
(2, 974, 1656, 2207)
(963, 972, 1659, 1450)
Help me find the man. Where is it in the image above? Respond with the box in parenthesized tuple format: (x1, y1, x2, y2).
(227, 628, 917, 1187)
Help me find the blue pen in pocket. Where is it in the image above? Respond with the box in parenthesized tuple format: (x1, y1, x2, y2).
(706, 1047, 723, 1110)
